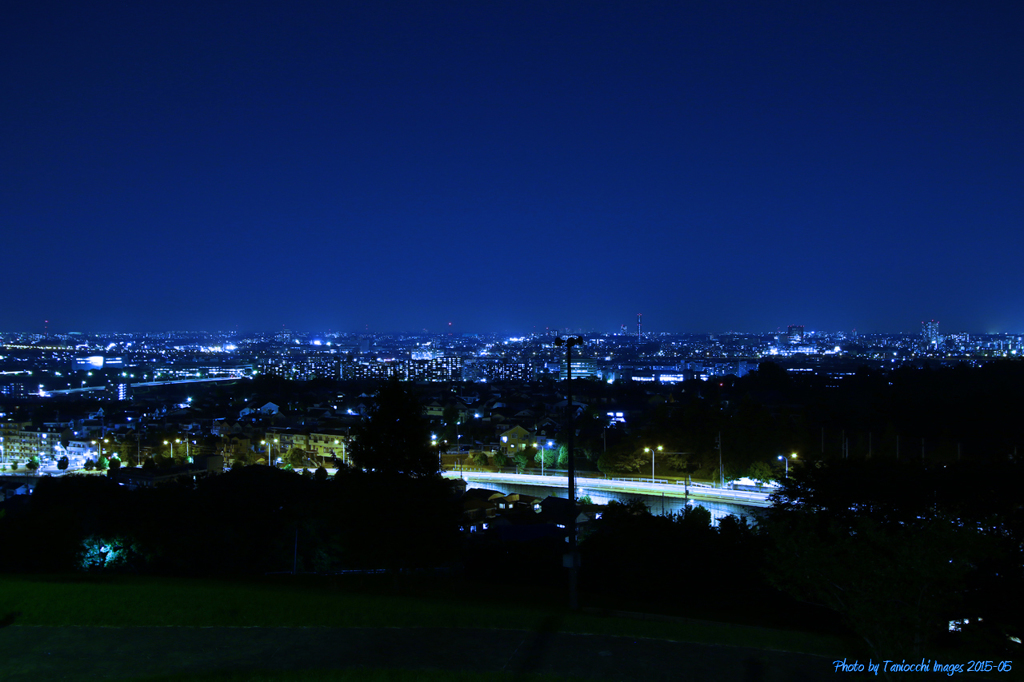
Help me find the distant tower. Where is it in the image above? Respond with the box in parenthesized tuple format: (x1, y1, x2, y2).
(637, 313, 642, 341)
(922, 320, 940, 348)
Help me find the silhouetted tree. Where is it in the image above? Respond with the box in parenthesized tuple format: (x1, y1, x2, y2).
(763, 460, 1019, 664)
(349, 378, 438, 477)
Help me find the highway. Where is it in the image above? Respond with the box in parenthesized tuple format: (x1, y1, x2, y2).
(441, 470, 773, 508)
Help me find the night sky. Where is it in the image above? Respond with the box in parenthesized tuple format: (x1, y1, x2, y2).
(3, 1, 1022, 335)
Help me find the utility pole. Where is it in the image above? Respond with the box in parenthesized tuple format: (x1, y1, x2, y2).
(555, 335, 583, 611)
(716, 432, 724, 488)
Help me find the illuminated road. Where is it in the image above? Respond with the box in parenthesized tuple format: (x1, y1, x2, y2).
(45, 376, 246, 395)
(441, 470, 772, 509)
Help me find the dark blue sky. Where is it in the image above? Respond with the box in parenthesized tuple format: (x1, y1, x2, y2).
(3, 1, 1022, 334)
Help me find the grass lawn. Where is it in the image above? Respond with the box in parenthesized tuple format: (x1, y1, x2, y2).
(0, 573, 850, 658)
(128, 671, 586, 682)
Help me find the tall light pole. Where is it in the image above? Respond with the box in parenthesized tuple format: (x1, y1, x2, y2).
(260, 438, 278, 467)
(93, 438, 109, 464)
(541, 439, 553, 476)
(644, 445, 663, 481)
(716, 432, 724, 488)
(164, 440, 173, 462)
(778, 452, 796, 478)
(554, 335, 583, 611)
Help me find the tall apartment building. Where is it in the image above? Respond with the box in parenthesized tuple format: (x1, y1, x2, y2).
(922, 320, 940, 348)
(341, 357, 462, 382)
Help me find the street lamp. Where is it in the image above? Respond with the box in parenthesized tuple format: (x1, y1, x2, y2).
(554, 335, 583, 611)
(261, 439, 279, 467)
(778, 452, 796, 478)
(177, 437, 192, 463)
(644, 445, 663, 481)
(92, 438, 109, 464)
(164, 440, 173, 462)
(541, 440, 554, 476)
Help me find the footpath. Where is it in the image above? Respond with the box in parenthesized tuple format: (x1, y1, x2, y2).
(2, 624, 829, 681)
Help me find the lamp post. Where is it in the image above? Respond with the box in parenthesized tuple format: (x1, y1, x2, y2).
(177, 437, 192, 463)
(93, 438, 109, 465)
(541, 440, 554, 476)
(778, 452, 796, 478)
(554, 335, 583, 611)
(716, 432, 724, 488)
(260, 438, 278, 467)
(644, 445, 663, 481)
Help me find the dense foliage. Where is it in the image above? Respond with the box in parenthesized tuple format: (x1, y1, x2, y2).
(348, 378, 439, 477)
(0, 467, 461, 575)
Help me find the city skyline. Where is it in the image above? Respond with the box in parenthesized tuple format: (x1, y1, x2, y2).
(4, 2, 1023, 334)
(0, 320, 1006, 337)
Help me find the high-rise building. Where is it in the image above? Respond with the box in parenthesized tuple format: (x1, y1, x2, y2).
(922, 320, 940, 348)
(787, 325, 804, 345)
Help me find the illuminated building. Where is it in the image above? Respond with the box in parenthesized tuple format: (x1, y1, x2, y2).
(559, 359, 600, 381)
(340, 357, 462, 382)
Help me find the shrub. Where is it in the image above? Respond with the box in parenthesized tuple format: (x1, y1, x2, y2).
(79, 535, 149, 572)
